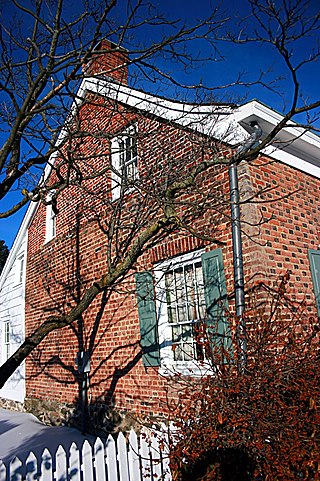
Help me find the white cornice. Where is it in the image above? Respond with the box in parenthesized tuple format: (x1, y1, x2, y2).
(83, 77, 237, 140)
(87, 81, 320, 174)
(233, 100, 320, 177)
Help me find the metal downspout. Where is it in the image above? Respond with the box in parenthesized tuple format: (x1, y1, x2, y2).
(229, 120, 262, 369)
(229, 163, 246, 368)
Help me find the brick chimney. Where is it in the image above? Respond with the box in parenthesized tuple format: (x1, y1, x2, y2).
(83, 40, 128, 85)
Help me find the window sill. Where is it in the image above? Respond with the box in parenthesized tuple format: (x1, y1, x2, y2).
(112, 184, 139, 202)
(44, 236, 56, 245)
(158, 360, 214, 378)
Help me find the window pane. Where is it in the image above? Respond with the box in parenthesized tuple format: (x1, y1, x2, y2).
(172, 325, 181, 342)
(119, 140, 125, 168)
(126, 161, 136, 182)
(184, 343, 194, 361)
(19, 258, 24, 283)
(5, 322, 9, 342)
(173, 344, 183, 361)
(175, 268, 187, 322)
(4, 321, 10, 360)
(195, 262, 205, 320)
(163, 255, 206, 362)
(116, 130, 138, 186)
(185, 264, 196, 320)
(165, 272, 177, 323)
(125, 137, 131, 162)
(181, 323, 192, 341)
(131, 138, 138, 158)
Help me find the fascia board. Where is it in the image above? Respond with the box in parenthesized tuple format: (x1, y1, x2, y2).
(262, 145, 320, 179)
(84, 78, 236, 138)
(86, 77, 234, 116)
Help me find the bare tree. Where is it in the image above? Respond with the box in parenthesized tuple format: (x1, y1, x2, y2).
(0, 0, 319, 400)
(0, 0, 223, 217)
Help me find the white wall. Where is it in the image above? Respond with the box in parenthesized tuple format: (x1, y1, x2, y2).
(0, 233, 27, 403)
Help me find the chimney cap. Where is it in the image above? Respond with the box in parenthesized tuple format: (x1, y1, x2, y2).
(91, 39, 129, 54)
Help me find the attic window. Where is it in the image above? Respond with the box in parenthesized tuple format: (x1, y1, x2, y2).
(111, 125, 138, 200)
(4, 320, 10, 361)
(15, 254, 24, 285)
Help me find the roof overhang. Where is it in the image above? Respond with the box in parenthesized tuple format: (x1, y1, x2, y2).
(234, 100, 320, 178)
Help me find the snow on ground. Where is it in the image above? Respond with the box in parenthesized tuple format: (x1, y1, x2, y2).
(0, 408, 95, 463)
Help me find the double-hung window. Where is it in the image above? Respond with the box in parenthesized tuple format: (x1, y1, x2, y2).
(158, 252, 206, 363)
(111, 125, 138, 200)
(135, 248, 231, 374)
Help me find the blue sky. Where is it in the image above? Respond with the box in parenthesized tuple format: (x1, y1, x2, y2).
(1, 0, 319, 248)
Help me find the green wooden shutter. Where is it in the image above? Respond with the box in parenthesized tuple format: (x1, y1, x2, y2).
(135, 271, 160, 367)
(202, 249, 232, 356)
(308, 249, 320, 318)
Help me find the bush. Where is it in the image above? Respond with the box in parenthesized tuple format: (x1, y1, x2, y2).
(170, 276, 320, 481)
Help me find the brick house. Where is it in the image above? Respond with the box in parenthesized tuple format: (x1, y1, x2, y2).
(0, 41, 319, 426)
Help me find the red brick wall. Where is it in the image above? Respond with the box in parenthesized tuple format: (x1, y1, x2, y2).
(242, 157, 319, 311)
(25, 94, 320, 419)
(25, 103, 233, 417)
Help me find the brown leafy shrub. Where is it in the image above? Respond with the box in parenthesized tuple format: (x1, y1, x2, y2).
(169, 276, 320, 481)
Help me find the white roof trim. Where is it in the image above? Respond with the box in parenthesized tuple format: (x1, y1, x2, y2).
(84, 77, 237, 140)
(233, 100, 320, 173)
(262, 145, 320, 179)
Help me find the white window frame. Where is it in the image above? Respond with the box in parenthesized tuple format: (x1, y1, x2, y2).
(154, 249, 212, 376)
(45, 191, 56, 243)
(111, 124, 138, 200)
(4, 319, 10, 361)
(14, 253, 25, 286)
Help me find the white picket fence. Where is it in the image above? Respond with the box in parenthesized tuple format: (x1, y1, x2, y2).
(0, 428, 172, 481)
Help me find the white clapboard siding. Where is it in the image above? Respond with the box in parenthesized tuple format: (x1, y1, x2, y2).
(0, 428, 172, 481)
